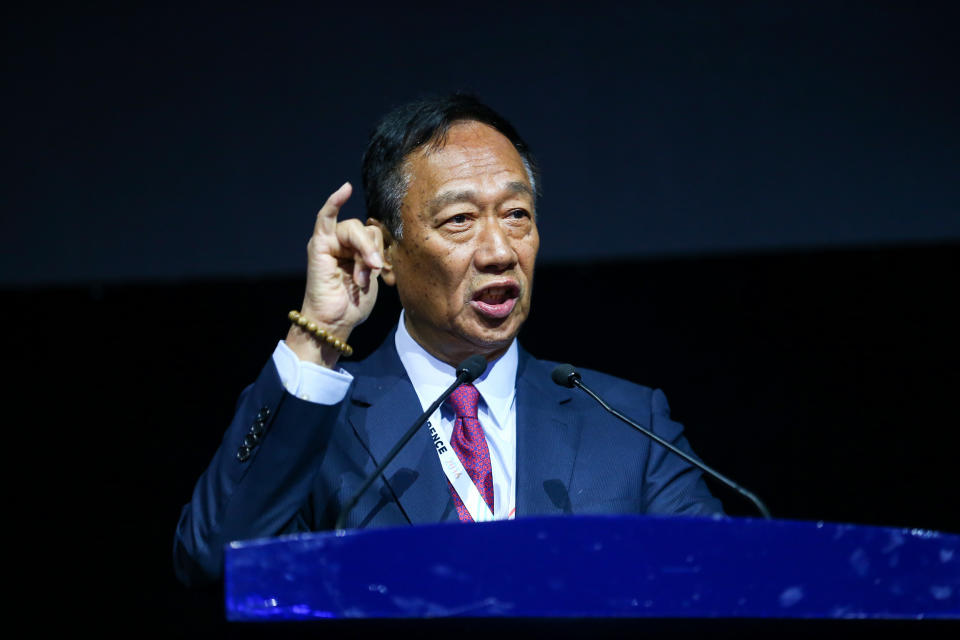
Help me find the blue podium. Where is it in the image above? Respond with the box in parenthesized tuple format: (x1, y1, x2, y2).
(224, 515, 958, 620)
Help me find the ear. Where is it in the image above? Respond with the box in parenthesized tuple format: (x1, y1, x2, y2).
(366, 218, 397, 287)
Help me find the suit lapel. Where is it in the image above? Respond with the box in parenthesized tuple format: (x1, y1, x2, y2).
(345, 337, 580, 524)
(515, 348, 581, 517)
(346, 338, 455, 525)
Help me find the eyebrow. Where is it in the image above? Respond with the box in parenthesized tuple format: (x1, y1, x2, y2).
(427, 181, 535, 214)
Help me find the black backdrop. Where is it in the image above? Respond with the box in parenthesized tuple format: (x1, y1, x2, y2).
(4, 2, 958, 285)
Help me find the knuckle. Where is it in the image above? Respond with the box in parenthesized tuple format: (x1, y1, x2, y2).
(344, 220, 368, 240)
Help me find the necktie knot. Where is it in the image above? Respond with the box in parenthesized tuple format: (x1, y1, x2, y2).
(448, 383, 480, 419)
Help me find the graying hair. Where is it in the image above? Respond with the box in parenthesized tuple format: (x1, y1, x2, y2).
(362, 94, 540, 239)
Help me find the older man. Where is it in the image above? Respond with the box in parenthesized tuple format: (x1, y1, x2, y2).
(173, 94, 722, 586)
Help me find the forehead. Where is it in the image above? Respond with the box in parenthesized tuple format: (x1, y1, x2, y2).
(404, 121, 530, 199)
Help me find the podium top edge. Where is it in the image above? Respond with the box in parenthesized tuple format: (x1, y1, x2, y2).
(226, 513, 958, 550)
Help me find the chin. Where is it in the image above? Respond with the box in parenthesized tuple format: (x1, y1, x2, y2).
(464, 317, 524, 349)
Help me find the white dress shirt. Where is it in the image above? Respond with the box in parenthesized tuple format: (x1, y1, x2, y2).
(272, 311, 518, 519)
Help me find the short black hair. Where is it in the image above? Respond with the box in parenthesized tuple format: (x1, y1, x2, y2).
(361, 93, 539, 238)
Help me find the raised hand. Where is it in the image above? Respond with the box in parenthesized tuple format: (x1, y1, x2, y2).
(286, 182, 384, 368)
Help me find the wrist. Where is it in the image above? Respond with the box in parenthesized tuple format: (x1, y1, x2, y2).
(285, 310, 354, 368)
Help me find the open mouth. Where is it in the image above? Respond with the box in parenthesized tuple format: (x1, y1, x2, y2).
(470, 283, 520, 319)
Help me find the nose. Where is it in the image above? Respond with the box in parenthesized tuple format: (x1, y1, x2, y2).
(473, 217, 517, 273)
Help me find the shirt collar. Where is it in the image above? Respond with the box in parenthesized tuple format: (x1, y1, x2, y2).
(394, 310, 517, 429)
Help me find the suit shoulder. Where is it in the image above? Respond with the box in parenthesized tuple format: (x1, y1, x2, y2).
(580, 365, 655, 406)
(527, 354, 656, 407)
(339, 332, 402, 378)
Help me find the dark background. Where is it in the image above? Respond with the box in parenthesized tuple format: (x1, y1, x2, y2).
(3, 1, 958, 636)
(3, 1, 958, 284)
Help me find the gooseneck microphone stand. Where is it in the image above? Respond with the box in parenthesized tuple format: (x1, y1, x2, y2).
(551, 364, 771, 520)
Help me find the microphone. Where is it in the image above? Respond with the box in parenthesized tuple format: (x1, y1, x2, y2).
(551, 363, 772, 519)
(551, 363, 580, 388)
(457, 355, 489, 382)
(335, 354, 488, 530)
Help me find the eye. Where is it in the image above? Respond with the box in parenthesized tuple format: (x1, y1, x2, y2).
(508, 209, 530, 219)
(441, 213, 472, 228)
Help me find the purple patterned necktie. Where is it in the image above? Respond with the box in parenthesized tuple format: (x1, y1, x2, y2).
(446, 383, 495, 521)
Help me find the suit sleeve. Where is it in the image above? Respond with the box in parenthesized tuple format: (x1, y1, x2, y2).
(641, 388, 725, 516)
(172, 358, 346, 586)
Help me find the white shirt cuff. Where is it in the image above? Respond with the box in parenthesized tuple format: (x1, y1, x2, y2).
(271, 340, 353, 404)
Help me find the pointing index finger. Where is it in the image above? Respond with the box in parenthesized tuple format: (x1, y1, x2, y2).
(314, 181, 353, 237)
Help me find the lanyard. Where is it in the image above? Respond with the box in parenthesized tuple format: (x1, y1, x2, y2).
(427, 409, 495, 523)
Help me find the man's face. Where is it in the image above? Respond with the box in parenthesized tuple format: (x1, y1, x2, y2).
(379, 120, 539, 366)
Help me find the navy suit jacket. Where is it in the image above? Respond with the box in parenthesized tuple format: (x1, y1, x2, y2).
(173, 334, 723, 585)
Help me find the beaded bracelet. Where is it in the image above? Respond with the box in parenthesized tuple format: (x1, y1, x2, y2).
(287, 310, 354, 357)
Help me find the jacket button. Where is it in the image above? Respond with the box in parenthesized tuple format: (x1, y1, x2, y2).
(243, 434, 257, 448)
(256, 407, 270, 421)
(237, 446, 252, 462)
